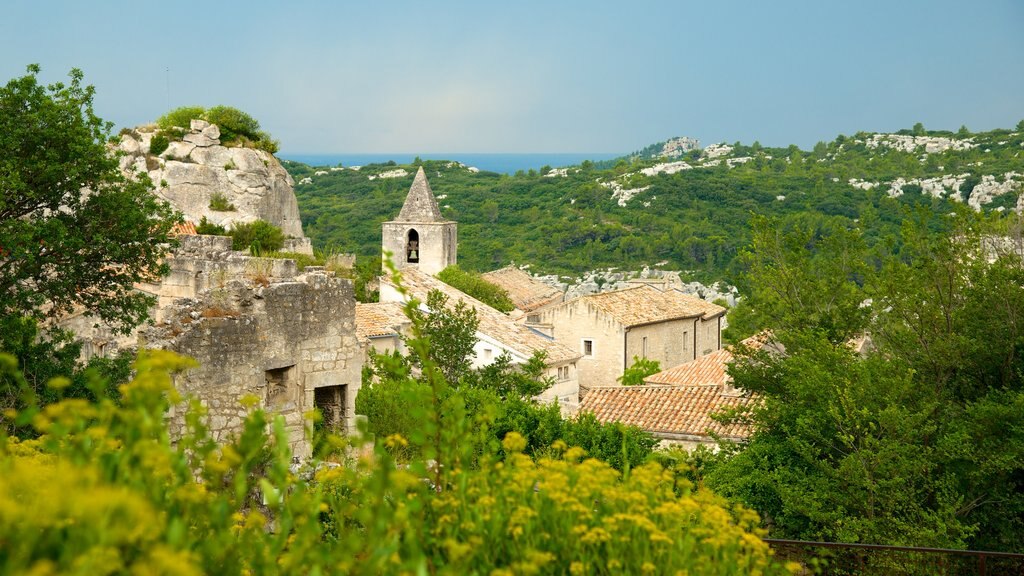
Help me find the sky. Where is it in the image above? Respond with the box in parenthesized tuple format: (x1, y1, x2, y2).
(2, 1, 1022, 154)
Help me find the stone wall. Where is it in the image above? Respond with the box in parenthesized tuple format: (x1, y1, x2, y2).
(147, 271, 360, 459)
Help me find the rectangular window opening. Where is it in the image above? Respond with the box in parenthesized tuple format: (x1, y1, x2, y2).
(314, 385, 348, 430)
(583, 339, 594, 357)
(265, 365, 298, 408)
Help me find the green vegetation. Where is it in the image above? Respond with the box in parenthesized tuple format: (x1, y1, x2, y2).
(618, 356, 662, 386)
(0, 65, 179, 332)
(148, 131, 170, 155)
(208, 191, 236, 211)
(702, 210, 1024, 553)
(287, 125, 1023, 284)
(195, 216, 227, 235)
(229, 220, 285, 253)
(0, 291, 792, 575)
(156, 104, 279, 153)
(437, 265, 516, 311)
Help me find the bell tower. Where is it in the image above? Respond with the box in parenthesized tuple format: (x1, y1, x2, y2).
(382, 167, 457, 275)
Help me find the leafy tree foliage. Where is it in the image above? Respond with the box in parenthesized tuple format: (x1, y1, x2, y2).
(0, 65, 179, 333)
(618, 356, 662, 385)
(437, 265, 516, 312)
(706, 210, 1024, 552)
(357, 285, 656, 471)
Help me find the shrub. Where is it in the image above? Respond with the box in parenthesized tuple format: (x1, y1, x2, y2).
(437, 265, 516, 312)
(195, 216, 227, 236)
(230, 220, 284, 253)
(148, 132, 169, 156)
(156, 105, 206, 130)
(208, 192, 236, 212)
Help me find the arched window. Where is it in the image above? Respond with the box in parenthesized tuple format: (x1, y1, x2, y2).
(407, 229, 420, 263)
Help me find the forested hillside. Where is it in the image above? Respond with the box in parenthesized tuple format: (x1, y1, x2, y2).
(288, 123, 1024, 284)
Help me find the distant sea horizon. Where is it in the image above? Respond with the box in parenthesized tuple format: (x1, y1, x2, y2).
(277, 152, 623, 175)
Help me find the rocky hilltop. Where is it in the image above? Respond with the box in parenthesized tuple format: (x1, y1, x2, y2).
(117, 120, 308, 245)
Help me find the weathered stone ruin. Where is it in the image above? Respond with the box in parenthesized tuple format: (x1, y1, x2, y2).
(141, 237, 360, 458)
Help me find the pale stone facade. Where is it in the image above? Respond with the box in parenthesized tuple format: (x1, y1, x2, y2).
(531, 285, 725, 394)
(381, 167, 457, 275)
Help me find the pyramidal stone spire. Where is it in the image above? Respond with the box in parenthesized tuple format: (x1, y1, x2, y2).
(397, 166, 444, 222)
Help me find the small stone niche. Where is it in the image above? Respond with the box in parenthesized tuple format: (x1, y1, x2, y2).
(265, 364, 298, 408)
(314, 385, 348, 430)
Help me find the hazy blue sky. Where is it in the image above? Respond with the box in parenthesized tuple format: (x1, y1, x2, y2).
(3, 1, 1022, 154)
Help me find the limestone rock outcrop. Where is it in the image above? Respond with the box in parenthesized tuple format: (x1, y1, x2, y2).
(117, 120, 306, 240)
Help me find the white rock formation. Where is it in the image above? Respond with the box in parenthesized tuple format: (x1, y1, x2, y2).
(658, 136, 700, 158)
(640, 160, 692, 177)
(862, 134, 977, 154)
(117, 122, 306, 240)
(368, 168, 409, 180)
(702, 143, 733, 159)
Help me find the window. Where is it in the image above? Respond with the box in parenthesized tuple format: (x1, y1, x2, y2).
(526, 314, 540, 324)
(642, 336, 648, 358)
(557, 366, 570, 381)
(583, 339, 594, 357)
(483, 348, 493, 361)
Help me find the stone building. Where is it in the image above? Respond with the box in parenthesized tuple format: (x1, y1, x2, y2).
(579, 334, 769, 449)
(66, 234, 362, 459)
(381, 167, 457, 275)
(380, 268, 582, 411)
(480, 265, 565, 321)
(529, 285, 726, 394)
(372, 169, 581, 411)
(355, 301, 410, 359)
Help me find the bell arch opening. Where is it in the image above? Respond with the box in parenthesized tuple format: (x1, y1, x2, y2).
(406, 229, 420, 263)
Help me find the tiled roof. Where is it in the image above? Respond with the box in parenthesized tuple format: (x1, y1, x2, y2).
(645, 348, 733, 386)
(170, 221, 198, 236)
(384, 268, 581, 364)
(481, 266, 563, 313)
(580, 285, 726, 327)
(580, 385, 755, 440)
(355, 302, 409, 342)
(644, 333, 771, 387)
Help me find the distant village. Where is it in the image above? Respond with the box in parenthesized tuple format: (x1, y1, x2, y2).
(65, 125, 758, 457)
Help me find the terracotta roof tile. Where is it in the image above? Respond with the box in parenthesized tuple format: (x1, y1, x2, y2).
(645, 348, 733, 386)
(580, 385, 755, 440)
(481, 266, 563, 312)
(170, 221, 198, 236)
(581, 285, 725, 327)
(644, 333, 770, 387)
(384, 268, 581, 364)
(355, 302, 409, 342)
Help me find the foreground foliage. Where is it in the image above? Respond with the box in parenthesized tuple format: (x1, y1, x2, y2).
(0, 310, 794, 575)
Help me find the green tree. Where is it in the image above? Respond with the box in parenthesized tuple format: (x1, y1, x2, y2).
(0, 65, 179, 332)
(618, 356, 661, 385)
(409, 289, 480, 383)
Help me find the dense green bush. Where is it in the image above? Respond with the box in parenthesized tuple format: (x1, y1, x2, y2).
(156, 105, 206, 131)
(155, 105, 279, 153)
(208, 191, 236, 211)
(195, 216, 227, 236)
(148, 131, 170, 156)
(437, 265, 516, 312)
(230, 220, 285, 253)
